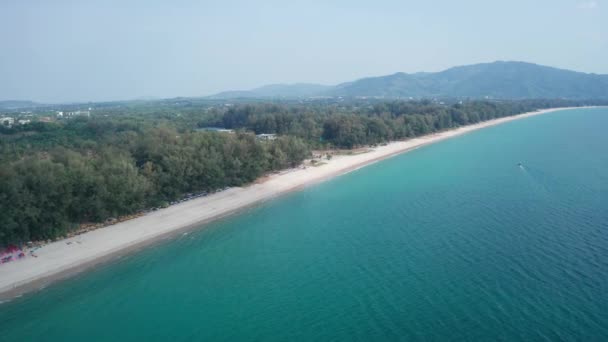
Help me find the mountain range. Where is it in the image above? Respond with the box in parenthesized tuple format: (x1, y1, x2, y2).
(0, 100, 42, 110)
(211, 61, 608, 100)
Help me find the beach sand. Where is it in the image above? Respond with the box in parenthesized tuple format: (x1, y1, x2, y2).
(0, 107, 579, 300)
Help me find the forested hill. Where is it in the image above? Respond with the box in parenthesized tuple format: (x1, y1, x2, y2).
(331, 62, 608, 99)
(212, 62, 608, 100)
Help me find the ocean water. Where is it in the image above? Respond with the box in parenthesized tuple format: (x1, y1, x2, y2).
(1, 108, 607, 341)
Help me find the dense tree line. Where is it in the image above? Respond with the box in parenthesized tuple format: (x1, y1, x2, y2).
(209, 99, 597, 148)
(0, 122, 308, 245)
(0, 98, 599, 245)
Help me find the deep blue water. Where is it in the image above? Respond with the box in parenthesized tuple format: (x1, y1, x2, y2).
(1, 108, 607, 341)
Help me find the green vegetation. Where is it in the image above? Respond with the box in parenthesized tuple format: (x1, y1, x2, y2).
(0, 98, 601, 245)
(210, 99, 597, 148)
(0, 118, 308, 245)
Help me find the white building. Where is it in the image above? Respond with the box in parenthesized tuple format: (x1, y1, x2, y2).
(1, 117, 14, 127)
(58, 110, 91, 119)
(67, 110, 91, 117)
(256, 133, 277, 141)
(197, 127, 234, 133)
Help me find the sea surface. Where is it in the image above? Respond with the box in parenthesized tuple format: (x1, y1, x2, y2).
(1, 108, 607, 341)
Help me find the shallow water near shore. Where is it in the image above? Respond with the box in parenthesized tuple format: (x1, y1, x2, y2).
(1, 108, 608, 341)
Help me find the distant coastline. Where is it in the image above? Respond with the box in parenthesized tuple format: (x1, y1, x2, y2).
(0, 106, 592, 300)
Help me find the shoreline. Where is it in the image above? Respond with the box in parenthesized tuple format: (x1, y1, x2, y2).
(0, 106, 587, 300)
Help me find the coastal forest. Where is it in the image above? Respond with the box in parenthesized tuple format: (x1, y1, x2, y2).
(0, 98, 599, 245)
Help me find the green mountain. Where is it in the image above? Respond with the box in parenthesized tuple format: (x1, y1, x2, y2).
(331, 61, 608, 99)
(213, 61, 608, 99)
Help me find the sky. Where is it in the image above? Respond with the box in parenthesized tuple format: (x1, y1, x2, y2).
(1, 0, 607, 103)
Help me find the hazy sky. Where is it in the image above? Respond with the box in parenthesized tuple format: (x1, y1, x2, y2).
(1, 0, 607, 102)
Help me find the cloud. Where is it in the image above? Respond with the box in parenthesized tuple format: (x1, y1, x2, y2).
(577, 1, 598, 9)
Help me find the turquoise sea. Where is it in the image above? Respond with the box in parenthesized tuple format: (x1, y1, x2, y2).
(1, 108, 607, 341)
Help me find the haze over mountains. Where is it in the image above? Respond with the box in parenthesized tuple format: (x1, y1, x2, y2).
(3, 61, 608, 108)
(0, 100, 42, 110)
(212, 61, 608, 100)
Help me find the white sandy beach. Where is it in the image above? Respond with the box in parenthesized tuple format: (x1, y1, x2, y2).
(0, 107, 579, 299)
